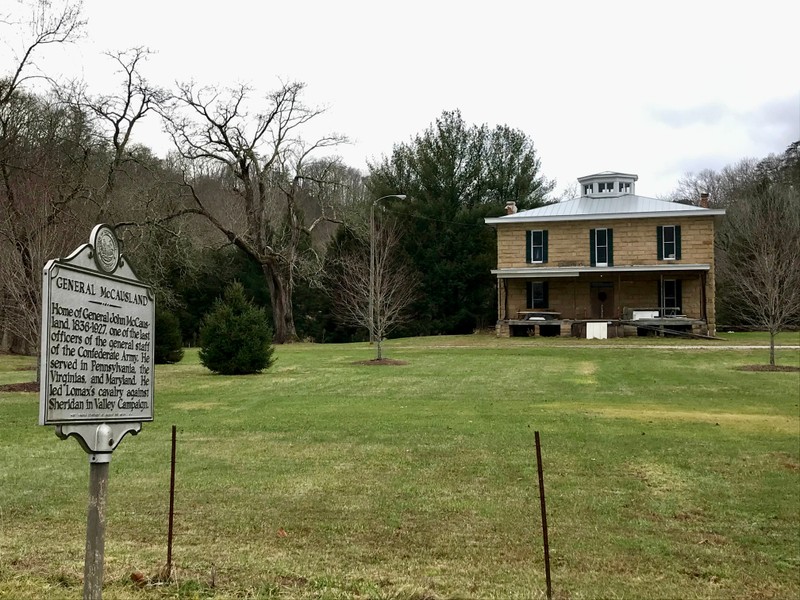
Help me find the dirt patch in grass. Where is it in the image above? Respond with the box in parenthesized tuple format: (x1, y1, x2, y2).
(0, 381, 38, 393)
(628, 461, 688, 495)
(174, 401, 219, 410)
(276, 575, 308, 588)
(674, 508, 707, 522)
(354, 358, 409, 366)
(736, 364, 799, 372)
(771, 452, 800, 472)
(581, 406, 798, 433)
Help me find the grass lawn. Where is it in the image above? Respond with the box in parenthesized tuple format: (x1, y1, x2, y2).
(0, 333, 798, 599)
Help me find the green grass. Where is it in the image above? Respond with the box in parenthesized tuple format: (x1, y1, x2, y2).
(1, 334, 798, 599)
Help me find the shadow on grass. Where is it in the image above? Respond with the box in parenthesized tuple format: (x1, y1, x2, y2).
(0, 381, 38, 392)
(353, 358, 409, 366)
(735, 365, 800, 372)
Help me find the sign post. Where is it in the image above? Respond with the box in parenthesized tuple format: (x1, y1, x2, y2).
(39, 225, 154, 599)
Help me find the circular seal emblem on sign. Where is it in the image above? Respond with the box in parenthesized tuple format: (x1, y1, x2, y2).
(90, 224, 120, 274)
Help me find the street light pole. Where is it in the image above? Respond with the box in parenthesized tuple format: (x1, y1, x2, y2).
(369, 194, 406, 344)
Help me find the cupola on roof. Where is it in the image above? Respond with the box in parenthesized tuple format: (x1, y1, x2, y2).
(578, 171, 638, 198)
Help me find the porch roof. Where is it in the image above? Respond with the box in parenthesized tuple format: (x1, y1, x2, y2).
(491, 264, 711, 278)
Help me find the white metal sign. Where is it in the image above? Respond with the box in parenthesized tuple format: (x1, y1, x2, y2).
(39, 225, 156, 599)
(39, 225, 154, 428)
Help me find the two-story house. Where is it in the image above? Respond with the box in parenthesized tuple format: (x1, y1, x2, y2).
(485, 171, 725, 338)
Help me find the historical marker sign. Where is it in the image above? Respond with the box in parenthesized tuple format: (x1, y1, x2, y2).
(39, 225, 155, 600)
(39, 225, 154, 427)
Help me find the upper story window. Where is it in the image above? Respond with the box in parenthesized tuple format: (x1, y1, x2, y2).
(590, 228, 614, 267)
(526, 230, 548, 264)
(657, 225, 682, 260)
(595, 229, 609, 265)
(583, 183, 594, 195)
(618, 182, 631, 193)
(598, 182, 615, 193)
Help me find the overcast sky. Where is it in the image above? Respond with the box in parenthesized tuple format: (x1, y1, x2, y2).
(4, 0, 799, 198)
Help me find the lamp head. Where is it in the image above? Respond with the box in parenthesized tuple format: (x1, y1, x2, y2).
(373, 194, 407, 204)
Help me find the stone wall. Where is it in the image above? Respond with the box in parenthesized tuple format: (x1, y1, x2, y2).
(497, 216, 716, 268)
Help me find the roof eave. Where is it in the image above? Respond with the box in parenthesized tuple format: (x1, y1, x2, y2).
(484, 209, 725, 225)
(491, 264, 712, 278)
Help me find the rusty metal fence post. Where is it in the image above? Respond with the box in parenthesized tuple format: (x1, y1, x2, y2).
(535, 431, 552, 600)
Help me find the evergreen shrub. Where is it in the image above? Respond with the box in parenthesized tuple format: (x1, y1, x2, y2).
(199, 282, 275, 375)
(154, 309, 184, 364)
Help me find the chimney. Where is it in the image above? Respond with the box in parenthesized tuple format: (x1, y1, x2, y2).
(699, 192, 709, 208)
(505, 201, 517, 215)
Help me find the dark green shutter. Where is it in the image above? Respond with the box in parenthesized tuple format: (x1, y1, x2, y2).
(542, 230, 549, 263)
(589, 229, 596, 267)
(676, 279, 683, 312)
(542, 281, 549, 308)
(607, 228, 614, 266)
(526, 231, 532, 263)
(657, 280, 662, 310)
(526, 282, 533, 308)
(675, 226, 682, 260)
(657, 226, 664, 260)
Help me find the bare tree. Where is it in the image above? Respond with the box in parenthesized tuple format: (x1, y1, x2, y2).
(664, 158, 761, 207)
(72, 47, 166, 222)
(0, 0, 86, 354)
(717, 182, 800, 366)
(553, 181, 579, 202)
(0, 1, 85, 97)
(1, 3, 165, 354)
(163, 81, 349, 343)
(329, 218, 418, 360)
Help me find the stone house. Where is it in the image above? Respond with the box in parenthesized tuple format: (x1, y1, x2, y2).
(484, 171, 725, 338)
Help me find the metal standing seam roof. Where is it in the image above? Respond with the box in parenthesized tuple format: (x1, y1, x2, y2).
(485, 195, 725, 224)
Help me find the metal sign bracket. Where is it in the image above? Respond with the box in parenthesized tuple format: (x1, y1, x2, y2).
(55, 422, 142, 463)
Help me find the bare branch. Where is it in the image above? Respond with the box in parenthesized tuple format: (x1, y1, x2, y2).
(328, 219, 419, 359)
(1, 1, 86, 104)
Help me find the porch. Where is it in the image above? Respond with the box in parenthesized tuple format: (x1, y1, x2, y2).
(501, 315, 709, 339)
(493, 267, 714, 338)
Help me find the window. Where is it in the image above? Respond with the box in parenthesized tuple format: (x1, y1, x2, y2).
(657, 225, 682, 260)
(663, 226, 676, 259)
(618, 182, 631, 193)
(658, 279, 682, 316)
(590, 228, 613, 267)
(526, 230, 548, 263)
(527, 281, 549, 309)
(598, 182, 614, 193)
(596, 229, 608, 265)
(583, 183, 594, 195)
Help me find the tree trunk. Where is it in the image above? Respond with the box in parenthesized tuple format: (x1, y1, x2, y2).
(769, 330, 776, 366)
(263, 264, 297, 344)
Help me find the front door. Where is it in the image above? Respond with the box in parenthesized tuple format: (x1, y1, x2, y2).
(590, 282, 614, 319)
